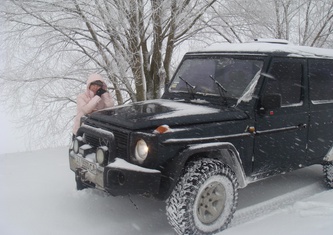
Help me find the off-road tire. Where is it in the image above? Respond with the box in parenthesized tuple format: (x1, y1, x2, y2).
(323, 161, 333, 188)
(166, 159, 238, 235)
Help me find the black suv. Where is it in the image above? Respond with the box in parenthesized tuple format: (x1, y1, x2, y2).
(69, 39, 333, 235)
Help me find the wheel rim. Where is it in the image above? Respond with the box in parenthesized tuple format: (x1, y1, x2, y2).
(197, 181, 226, 224)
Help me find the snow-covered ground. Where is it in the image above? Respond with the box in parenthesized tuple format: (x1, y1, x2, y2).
(0, 147, 332, 235)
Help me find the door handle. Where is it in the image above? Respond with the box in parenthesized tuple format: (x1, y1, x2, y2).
(298, 123, 307, 129)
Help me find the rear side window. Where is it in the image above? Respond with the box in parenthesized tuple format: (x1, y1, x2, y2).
(264, 59, 303, 106)
(309, 59, 333, 104)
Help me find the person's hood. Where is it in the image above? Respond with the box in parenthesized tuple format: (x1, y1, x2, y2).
(85, 73, 108, 98)
(86, 73, 108, 90)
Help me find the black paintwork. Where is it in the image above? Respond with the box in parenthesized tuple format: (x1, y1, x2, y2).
(70, 42, 333, 200)
(89, 99, 248, 130)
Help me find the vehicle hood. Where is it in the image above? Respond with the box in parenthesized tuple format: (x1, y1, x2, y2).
(89, 99, 248, 130)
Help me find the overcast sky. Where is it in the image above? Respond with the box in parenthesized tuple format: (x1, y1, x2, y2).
(0, 23, 27, 154)
(0, 107, 27, 154)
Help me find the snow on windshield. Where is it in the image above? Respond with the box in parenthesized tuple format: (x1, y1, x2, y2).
(236, 70, 261, 106)
(169, 57, 263, 104)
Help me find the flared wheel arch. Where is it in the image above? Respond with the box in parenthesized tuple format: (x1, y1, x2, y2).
(158, 142, 247, 200)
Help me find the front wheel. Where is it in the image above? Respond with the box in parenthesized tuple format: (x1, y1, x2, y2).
(166, 159, 239, 235)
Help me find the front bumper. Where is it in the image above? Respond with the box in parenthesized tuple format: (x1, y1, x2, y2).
(69, 150, 161, 196)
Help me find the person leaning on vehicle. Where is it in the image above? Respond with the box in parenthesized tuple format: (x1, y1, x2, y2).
(72, 73, 114, 138)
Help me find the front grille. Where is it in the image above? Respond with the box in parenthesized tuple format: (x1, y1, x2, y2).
(85, 128, 129, 159)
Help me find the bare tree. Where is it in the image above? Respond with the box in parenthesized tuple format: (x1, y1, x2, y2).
(0, 0, 218, 149)
(1, 0, 219, 100)
(206, 0, 333, 47)
(300, 0, 333, 47)
(1, 0, 333, 150)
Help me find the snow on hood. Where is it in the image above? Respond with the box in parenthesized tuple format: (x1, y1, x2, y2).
(89, 99, 248, 130)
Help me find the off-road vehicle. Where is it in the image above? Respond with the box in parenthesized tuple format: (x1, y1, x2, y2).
(69, 39, 333, 234)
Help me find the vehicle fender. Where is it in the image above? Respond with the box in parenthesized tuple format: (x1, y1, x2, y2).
(159, 142, 247, 200)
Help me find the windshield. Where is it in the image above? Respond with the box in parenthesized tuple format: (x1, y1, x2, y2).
(169, 57, 264, 104)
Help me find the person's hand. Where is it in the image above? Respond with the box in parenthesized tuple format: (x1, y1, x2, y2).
(96, 88, 107, 97)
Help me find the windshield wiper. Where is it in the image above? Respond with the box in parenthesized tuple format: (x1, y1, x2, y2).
(179, 76, 196, 99)
(209, 75, 228, 106)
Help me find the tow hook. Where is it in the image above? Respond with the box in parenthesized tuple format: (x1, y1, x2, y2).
(75, 169, 87, 181)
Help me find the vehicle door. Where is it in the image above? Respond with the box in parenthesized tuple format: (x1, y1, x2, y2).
(307, 59, 333, 163)
(253, 58, 309, 175)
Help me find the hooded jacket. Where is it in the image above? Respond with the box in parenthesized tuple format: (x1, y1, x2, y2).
(72, 74, 114, 135)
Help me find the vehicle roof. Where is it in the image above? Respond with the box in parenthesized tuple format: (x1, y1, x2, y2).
(186, 40, 333, 59)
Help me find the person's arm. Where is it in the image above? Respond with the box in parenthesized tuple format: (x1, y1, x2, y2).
(77, 95, 101, 115)
(100, 92, 114, 108)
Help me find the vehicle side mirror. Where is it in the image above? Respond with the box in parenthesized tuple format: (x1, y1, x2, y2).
(261, 93, 282, 110)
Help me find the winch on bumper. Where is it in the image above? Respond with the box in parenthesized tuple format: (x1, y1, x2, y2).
(69, 125, 161, 196)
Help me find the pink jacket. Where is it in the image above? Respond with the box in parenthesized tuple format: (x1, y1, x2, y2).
(72, 74, 114, 135)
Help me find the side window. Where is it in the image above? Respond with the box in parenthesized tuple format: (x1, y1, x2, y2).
(264, 59, 303, 106)
(309, 59, 333, 103)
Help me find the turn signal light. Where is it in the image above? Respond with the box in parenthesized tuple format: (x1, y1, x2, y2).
(154, 125, 171, 134)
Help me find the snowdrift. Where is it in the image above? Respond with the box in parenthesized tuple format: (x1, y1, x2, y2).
(0, 147, 332, 235)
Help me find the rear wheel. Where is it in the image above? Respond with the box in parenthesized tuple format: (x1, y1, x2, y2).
(166, 159, 238, 235)
(323, 161, 333, 188)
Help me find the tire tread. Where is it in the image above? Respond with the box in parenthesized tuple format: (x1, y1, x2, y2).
(166, 159, 238, 235)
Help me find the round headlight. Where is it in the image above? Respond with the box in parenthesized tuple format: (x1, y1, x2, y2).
(73, 139, 80, 154)
(135, 139, 149, 163)
(96, 147, 108, 166)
